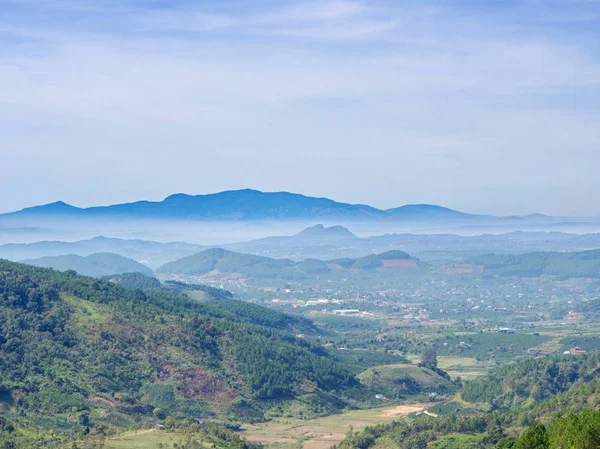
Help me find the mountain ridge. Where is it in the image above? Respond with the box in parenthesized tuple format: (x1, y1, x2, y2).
(1, 189, 484, 221)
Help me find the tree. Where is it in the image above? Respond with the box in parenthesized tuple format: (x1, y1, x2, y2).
(513, 424, 548, 449)
(420, 347, 438, 370)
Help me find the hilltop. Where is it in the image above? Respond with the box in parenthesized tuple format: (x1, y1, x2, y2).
(293, 224, 358, 240)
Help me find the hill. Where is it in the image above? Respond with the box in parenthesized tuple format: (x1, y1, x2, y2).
(21, 252, 153, 277)
(460, 351, 600, 410)
(469, 250, 600, 279)
(336, 353, 600, 449)
(0, 236, 203, 268)
(358, 364, 455, 399)
(0, 259, 372, 445)
(293, 224, 358, 240)
(155, 248, 419, 278)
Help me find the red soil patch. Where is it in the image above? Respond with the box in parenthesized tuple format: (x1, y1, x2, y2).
(158, 366, 237, 402)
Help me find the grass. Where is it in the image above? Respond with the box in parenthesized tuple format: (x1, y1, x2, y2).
(429, 433, 481, 448)
(358, 363, 451, 389)
(100, 401, 441, 449)
(105, 429, 194, 448)
(437, 356, 488, 380)
(62, 293, 108, 325)
(239, 403, 437, 449)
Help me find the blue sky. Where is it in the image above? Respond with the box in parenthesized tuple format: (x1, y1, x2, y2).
(1, 0, 599, 215)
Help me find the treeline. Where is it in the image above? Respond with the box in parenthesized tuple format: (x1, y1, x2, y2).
(163, 279, 234, 300)
(498, 410, 600, 449)
(336, 409, 600, 449)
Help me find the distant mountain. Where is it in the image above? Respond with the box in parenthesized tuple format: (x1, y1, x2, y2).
(12, 200, 84, 216)
(156, 248, 419, 279)
(294, 224, 358, 240)
(0, 236, 203, 268)
(224, 229, 600, 262)
(3, 189, 529, 224)
(3, 189, 387, 221)
(385, 204, 479, 220)
(21, 252, 153, 277)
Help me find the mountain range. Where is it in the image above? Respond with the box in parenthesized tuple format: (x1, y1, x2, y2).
(1, 189, 484, 221)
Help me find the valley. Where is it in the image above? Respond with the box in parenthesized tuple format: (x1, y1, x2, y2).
(2, 195, 600, 448)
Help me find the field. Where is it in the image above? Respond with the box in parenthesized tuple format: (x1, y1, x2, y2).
(105, 429, 193, 448)
(436, 356, 489, 380)
(103, 402, 436, 449)
(239, 402, 437, 449)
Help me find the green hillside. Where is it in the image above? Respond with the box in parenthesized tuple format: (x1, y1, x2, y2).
(336, 353, 600, 449)
(358, 363, 455, 399)
(0, 259, 370, 446)
(102, 271, 163, 289)
(21, 252, 153, 277)
(156, 248, 418, 278)
(460, 352, 600, 410)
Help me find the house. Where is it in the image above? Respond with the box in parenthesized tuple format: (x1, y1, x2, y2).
(569, 347, 587, 355)
(565, 311, 584, 321)
(333, 309, 360, 315)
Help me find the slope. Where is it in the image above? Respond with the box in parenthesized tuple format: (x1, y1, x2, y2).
(0, 260, 368, 437)
(336, 352, 600, 449)
(21, 252, 153, 277)
(155, 248, 419, 278)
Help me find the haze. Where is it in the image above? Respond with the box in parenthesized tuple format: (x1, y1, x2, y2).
(1, 0, 599, 216)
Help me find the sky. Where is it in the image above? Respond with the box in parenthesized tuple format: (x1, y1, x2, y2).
(1, 0, 599, 216)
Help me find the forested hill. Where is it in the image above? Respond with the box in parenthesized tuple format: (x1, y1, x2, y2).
(0, 259, 368, 442)
(469, 250, 600, 279)
(336, 352, 600, 449)
(460, 351, 600, 410)
(156, 248, 418, 278)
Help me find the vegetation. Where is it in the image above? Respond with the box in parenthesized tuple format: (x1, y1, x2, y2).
(0, 259, 371, 446)
(335, 353, 600, 449)
(102, 272, 162, 290)
(461, 352, 600, 410)
(162, 280, 234, 300)
(157, 248, 419, 279)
